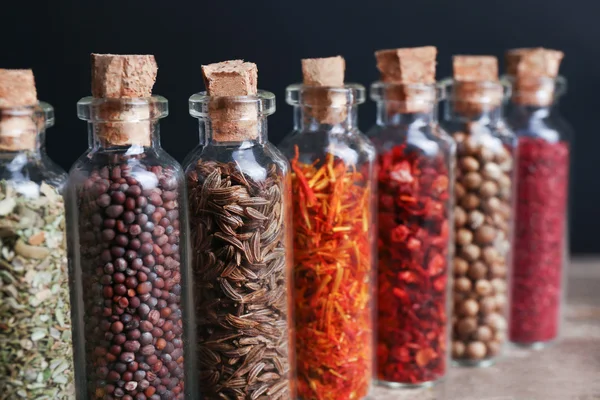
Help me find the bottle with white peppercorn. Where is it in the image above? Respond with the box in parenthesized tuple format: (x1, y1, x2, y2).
(439, 56, 516, 367)
(66, 54, 196, 399)
(0, 70, 75, 399)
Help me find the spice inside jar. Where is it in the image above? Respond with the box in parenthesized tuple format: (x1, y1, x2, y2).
(441, 55, 515, 366)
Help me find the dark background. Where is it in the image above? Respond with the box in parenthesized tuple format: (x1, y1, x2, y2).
(2, 0, 598, 253)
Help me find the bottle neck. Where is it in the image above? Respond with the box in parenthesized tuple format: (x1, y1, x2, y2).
(506, 101, 554, 120)
(200, 115, 268, 146)
(444, 101, 503, 125)
(376, 101, 437, 127)
(0, 109, 45, 157)
(88, 119, 162, 153)
(293, 105, 358, 133)
(78, 96, 168, 154)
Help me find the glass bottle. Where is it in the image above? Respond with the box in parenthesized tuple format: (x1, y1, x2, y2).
(0, 102, 75, 398)
(184, 91, 296, 399)
(278, 84, 376, 400)
(368, 82, 453, 387)
(66, 96, 195, 399)
(439, 78, 516, 367)
(504, 74, 571, 347)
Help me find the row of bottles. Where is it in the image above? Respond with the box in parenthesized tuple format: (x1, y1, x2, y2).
(0, 47, 569, 399)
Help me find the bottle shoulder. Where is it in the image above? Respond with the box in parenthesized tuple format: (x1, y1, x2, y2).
(507, 112, 572, 143)
(184, 141, 290, 182)
(278, 128, 376, 167)
(0, 152, 67, 193)
(367, 122, 454, 155)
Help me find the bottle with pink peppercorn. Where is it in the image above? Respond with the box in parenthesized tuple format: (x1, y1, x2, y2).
(503, 48, 571, 348)
(66, 54, 196, 400)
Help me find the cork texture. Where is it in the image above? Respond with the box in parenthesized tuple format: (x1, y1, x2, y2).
(0, 69, 38, 151)
(301, 56, 347, 125)
(505, 48, 564, 106)
(374, 47, 437, 113)
(452, 55, 502, 115)
(202, 60, 259, 142)
(91, 54, 157, 99)
(202, 60, 258, 97)
(0, 69, 37, 108)
(505, 48, 564, 78)
(301, 56, 345, 87)
(91, 54, 157, 147)
(375, 47, 437, 84)
(453, 55, 498, 82)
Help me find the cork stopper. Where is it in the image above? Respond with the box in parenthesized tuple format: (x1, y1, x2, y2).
(374, 47, 437, 113)
(0, 69, 39, 151)
(452, 55, 503, 115)
(505, 48, 564, 106)
(300, 56, 347, 125)
(375, 47, 437, 84)
(201, 60, 259, 142)
(0, 69, 37, 108)
(91, 54, 158, 147)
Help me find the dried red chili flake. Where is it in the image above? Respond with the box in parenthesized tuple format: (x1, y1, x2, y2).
(510, 136, 569, 344)
(377, 144, 450, 385)
(291, 146, 373, 400)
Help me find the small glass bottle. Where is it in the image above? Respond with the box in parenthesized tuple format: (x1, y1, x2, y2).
(0, 70, 75, 399)
(503, 48, 570, 347)
(440, 56, 516, 367)
(368, 47, 453, 387)
(184, 60, 295, 400)
(278, 56, 375, 400)
(66, 55, 194, 399)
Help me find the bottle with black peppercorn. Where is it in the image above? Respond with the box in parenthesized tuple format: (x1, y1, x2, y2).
(439, 55, 516, 367)
(66, 54, 195, 400)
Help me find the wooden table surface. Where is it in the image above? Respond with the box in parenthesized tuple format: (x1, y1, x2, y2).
(369, 258, 600, 400)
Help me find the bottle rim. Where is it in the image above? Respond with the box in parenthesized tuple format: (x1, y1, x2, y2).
(285, 83, 366, 106)
(189, 90, 276, 119)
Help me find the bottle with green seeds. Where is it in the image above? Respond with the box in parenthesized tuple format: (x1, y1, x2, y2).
(0, 69, 74, 399)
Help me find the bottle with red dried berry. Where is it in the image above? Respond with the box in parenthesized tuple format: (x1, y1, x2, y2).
(368, 47, 454, 388)
(66, 54, 196, 400)
(503, 48, 571, 348)
(440, 55, 516, 367)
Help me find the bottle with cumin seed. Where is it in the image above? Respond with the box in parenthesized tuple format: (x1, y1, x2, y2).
(184, 60, 295, 400)
(0, 69, 75, 399)
(278, 56, 376, 400)
(66, 54, 195, 399)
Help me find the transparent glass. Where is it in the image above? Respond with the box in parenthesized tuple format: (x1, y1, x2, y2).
(184, 91, 296, 399)
(503, 75, 571, 347)
(279, 84, 375, 400)
(0, 102, 75, 398)
(66, 96, 196, 399)
(439, 79, 516, 367)
(367, 82, 453, 387)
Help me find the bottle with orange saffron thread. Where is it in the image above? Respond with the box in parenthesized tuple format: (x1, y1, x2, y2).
(278, 56, 376, 400)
